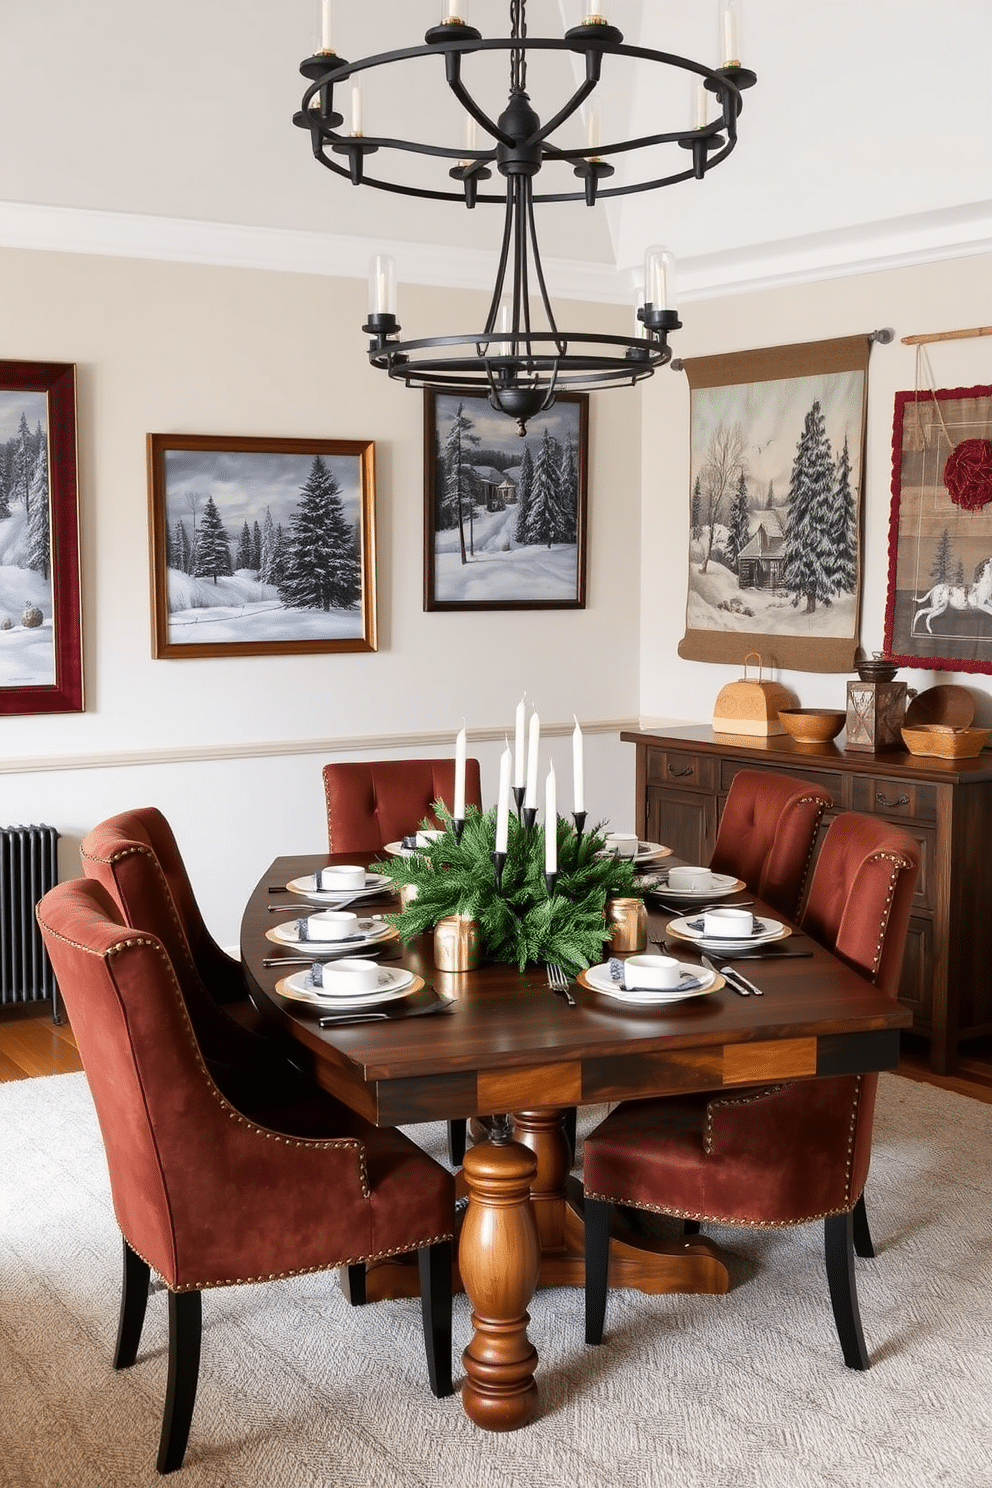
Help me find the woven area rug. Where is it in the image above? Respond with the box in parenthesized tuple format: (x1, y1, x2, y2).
(2, 1071, 991, 1488)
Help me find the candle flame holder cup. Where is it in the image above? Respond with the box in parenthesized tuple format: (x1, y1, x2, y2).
(433, 914, 481, 972)
(607, 896, 647, 954)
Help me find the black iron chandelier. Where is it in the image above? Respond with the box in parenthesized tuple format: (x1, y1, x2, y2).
(295, 3, 756, 432)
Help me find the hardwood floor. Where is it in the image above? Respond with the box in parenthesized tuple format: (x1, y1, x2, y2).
(3, 1001, 992, 1103)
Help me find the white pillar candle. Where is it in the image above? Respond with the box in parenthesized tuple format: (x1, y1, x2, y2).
(454, 726, 467, 819)
(525, 711, 540, 809)
(545, 763, 557, 875)
(514, 695, 526, 787)
(572, 715, 585, 814)
(496, 745, 511, 854)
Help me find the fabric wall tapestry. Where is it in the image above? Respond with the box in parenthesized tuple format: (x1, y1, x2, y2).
(884, 383, 992, 673)
(679, 335, 871, 673)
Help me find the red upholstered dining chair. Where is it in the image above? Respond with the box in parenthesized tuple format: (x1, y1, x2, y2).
(80, 807, 305, 1114)
(709, 769, 833, 920)
(322, 757, 483, 854)
(583, 812, 920, 1370)
(36, 878, 455, 1475)
(323, 758, 484, 1165)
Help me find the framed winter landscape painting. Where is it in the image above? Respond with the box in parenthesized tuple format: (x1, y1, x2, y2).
(424, 391, 588, 611)
(883, 383, 992, 673)
(0, 360, 83, 715)
(148, 434, 377, 659)
(679, 336, 872, 673)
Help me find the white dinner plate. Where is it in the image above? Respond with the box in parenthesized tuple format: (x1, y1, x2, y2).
(641, 872, 745, 899)
(666, 914, 789, 950)
(286, 871, 392, 903)
(633, 841, 672, 864)
(265, 918, 398, 956)
(580, 961, 719, 1004)
(383, 841, 413, 858)
(276, 965, 417, 1008)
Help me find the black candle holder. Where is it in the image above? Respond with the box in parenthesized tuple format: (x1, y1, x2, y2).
(572, 810, 587, 844)
(512, 785, 526, 821)
(523, 806, 537, 835)
(493, 850, 507, 892)
(451, 817, 465, 843)
(545, 870, 558, 899)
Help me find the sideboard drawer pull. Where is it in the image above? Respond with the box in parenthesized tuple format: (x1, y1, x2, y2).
(875, 791, 910, 809)
(668, 764, 694, 778)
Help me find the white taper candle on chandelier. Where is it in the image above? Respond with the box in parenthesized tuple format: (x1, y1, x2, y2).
(514, 696, 526, 787)
(320, 0, 333, 51)
(368, 254, 396, 317)
(454, 725, 467, 819)
(525, 710, 540, 809)
(720, 0, 742, 65)
(545, 763, 557, 874)
(350, 83, 363, 135)
(572, 715, 585, 814)
(644, 245, 677, 314)
(496, 745, 511, 854)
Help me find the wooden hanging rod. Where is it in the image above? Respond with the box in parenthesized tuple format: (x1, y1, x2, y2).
(901, 325, 992, 346)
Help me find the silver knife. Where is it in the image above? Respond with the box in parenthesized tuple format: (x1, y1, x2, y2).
(702, 953, 755, 996)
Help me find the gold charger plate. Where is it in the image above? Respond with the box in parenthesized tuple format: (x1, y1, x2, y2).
(665, 915, 791, 949)
(578, 965, 726, 1002)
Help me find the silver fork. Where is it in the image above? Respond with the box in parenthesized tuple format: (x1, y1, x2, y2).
(546, 963, 577, 1007)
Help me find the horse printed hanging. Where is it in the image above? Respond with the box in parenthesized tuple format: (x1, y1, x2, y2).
(885, 383, 992, 673)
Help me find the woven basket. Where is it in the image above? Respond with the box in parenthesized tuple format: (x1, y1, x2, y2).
(713, 653, 792, 737)
(900, 724, 991, 759)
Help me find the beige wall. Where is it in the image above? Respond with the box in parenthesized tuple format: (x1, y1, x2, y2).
(0, 247, 640, 941)
(640, 252, 992, 728)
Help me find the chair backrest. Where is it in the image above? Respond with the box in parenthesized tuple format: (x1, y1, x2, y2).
(709, 769, 833, 919)
(322, 758, 484, 854)
(801, 812, 920, 999)
(80, 806, 243, 1006)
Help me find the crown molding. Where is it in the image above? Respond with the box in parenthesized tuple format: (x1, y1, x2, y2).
(1, 198, 989, 307)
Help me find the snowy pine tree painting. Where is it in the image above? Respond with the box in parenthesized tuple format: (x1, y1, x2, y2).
(150, 437, 376, 656)
(427, 393, 586, 609)
(0, 388, 55, 687)
(685, 364, 865, 651)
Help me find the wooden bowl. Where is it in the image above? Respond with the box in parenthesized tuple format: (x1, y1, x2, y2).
(901, 724, 990, 759)
(777, 708, 846, 744)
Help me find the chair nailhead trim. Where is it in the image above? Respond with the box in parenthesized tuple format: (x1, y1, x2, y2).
(703, 1084, 784, 1156)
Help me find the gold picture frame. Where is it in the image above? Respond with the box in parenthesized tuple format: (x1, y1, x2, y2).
(148, 433, 377, 659)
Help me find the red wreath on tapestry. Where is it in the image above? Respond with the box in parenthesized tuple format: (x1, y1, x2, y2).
(944, 438, 992, 510)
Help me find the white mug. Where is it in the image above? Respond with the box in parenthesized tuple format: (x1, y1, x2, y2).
(306, 910, 359, 942)
(320, 958, 381, 995)
(624, 953, 682, 990)
(703, 907, 755, 939)
(667, 865, 712, 892)
(318, 864, 366, 891)
(605, 832, 639, 858)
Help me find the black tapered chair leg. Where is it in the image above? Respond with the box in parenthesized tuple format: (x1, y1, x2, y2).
(852, 1192, 875, 1258)
(563, 1106, 577, 1164)
(114, 1238, 151, 1369)
(447, 1118, 467, 1167)
(824, 1212, 869, 1370)
(584, 1196, 612, 1345)
(342, 1263, 368, 1306)
(157, 1289, 202, 1474)
(418, 1240, 453, 1398)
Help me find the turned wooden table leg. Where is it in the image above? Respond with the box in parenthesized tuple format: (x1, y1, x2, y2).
(459, 1138, 541, 1431)
(512, 1108, 571, 1254)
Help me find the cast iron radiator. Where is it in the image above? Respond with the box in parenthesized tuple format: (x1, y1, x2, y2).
(0, 824, 60, 1014)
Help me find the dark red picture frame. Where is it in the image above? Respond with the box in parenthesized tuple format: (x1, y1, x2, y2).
(0, 360, 82, 714)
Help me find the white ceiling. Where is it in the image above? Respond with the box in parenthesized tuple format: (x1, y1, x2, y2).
(1, 1, 990, 303)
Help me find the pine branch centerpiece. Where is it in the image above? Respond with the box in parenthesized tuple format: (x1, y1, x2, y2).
(371, 806, 644, 972)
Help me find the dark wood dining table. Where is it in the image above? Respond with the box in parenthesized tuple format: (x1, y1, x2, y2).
(241, 851, 911, 1432)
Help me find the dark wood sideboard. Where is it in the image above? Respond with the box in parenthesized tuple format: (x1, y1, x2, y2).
(622, 726, 992, 1074)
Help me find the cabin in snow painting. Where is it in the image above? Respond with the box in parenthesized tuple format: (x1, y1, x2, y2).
(682, 351, 866, 669)
(426, 392, 587, 610)
(0, 390, 54, 689)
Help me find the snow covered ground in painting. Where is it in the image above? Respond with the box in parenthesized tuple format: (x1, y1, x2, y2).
(0, 507, 54, 687)
(434, 506, 577, 604)
(166, 569, 362, 644)
(687, 535, 855, 638)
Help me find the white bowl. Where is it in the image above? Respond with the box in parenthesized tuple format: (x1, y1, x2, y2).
(702, 907, 754, 939)
(317, 865, 366, 891)
(306, 910, 359, 942)
(624, 953, 683, 990)
(605, 832, 639, 858)
(319, 959, 381, 995)
(667, 866, 713, 893)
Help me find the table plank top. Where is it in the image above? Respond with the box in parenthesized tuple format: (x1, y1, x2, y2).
(241, 853, 910, 1126)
